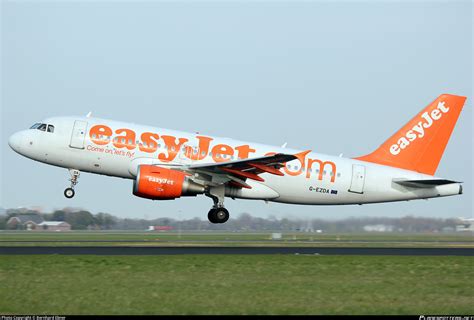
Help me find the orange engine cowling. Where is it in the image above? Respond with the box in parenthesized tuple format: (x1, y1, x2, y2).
(133, 165, 205, 200)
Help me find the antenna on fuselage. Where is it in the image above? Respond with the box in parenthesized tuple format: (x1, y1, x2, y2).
(281, 142, 288, 149)
(86, 112, 92, 118)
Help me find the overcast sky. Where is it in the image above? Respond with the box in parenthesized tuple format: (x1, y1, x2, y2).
(1, 1, 472, 220)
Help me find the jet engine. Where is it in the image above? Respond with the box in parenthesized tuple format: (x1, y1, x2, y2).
(133, 165, 205, 200)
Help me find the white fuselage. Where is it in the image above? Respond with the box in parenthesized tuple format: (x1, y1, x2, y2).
(8, 116, 462, 206)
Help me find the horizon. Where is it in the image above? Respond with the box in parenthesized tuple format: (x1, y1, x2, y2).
(0, 205, 470, 223)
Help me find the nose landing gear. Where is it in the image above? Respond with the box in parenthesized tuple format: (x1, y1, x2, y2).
(64, 169, 80, 199)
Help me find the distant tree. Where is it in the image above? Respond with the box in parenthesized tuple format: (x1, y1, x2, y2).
(52, 210, 66, 221)
(6, 208, 39, 218)
(95, 212, 117, 230)
(42, 213, 54, 221)
(65, 210, 95, 230)
(0, 215, 6, 230)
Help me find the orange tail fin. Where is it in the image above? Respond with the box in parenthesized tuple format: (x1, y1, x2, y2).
(356, 94, 467, 175)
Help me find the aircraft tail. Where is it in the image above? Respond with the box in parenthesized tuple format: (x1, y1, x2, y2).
(356, 94, 467, 175)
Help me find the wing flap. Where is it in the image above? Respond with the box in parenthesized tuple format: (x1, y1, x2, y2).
(186, 153, 296, 172)
(184, 153, 297, 189)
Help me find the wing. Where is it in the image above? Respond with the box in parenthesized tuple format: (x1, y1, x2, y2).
(182, 153, 297, 189)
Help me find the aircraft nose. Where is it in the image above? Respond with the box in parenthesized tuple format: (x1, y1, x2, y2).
(8, 132, 24, 153)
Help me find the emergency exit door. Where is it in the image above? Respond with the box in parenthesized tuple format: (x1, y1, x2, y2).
(349, 164, 366, 194)
(69, 120, 88, 149)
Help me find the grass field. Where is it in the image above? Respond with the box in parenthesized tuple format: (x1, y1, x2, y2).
(0, 255, 473, 315)
(0, 231, 472, 247)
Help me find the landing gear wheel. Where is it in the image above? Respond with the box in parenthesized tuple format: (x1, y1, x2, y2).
(215, 208, 229, 224)
(64, 188, 75, 199)
(208, 209, 217, 223)
(208, 208, 229, 224)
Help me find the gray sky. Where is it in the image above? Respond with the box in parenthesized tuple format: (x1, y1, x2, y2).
(1, 1, 472, 220)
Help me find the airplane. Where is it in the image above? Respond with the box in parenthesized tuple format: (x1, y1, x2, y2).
(8, 94, 467, 224)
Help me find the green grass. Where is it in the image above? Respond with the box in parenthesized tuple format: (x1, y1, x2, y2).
(0, 231, 472, 248)
(0, 232, 472, 248)
(0, 255, 472, 315)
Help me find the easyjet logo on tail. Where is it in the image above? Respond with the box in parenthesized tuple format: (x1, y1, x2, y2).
(390, 101, 450, 156)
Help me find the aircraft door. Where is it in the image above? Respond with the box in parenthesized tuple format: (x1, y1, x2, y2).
(349, 164, 366, 194)
(69, 120, 88, 149)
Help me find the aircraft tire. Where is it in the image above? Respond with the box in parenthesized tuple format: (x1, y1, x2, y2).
(64, 188, 75, 199)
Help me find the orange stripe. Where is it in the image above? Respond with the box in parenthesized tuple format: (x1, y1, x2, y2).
(248, 163, 284, 176)
(228, 181, 252, 189)
(221, 167, 265, 182)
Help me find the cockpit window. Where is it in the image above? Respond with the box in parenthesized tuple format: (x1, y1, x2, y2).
(30, 123, 55, 133)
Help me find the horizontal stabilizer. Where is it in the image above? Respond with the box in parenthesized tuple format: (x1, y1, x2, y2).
(393, 179, 460, 188)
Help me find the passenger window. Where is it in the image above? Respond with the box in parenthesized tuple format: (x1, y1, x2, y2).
(38, 124, 47, 132)
(47, 125, 55, 133)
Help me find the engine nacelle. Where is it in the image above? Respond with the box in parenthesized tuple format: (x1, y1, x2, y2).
(133, 165, 205, 200)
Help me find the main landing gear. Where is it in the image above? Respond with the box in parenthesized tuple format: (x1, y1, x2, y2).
(208, 207, 230, 224)
(64, 169, 80, 199)
(206, 186, 230, 224)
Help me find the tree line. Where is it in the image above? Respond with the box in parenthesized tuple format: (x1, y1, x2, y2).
(0, 208, 464, 232)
